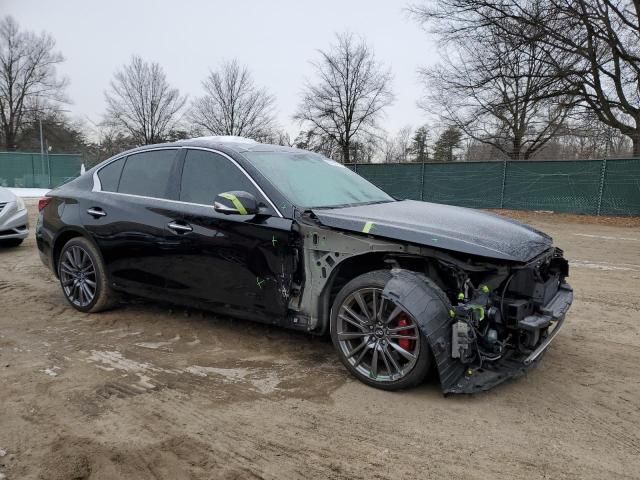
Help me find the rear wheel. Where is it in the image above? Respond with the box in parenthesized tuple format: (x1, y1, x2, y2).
(57, 237, 117, 312)
(330, 270, 431, 390)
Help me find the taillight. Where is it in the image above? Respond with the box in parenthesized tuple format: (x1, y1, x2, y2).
(38, 197, 51, 212)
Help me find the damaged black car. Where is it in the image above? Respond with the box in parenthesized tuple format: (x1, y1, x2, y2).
(36, 137, 572, 394)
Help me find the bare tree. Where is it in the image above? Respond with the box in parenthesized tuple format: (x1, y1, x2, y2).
(412, 7, 572, 160)
(189, 59, 276, 139)
(409, 0, 640, 157)
(295, 33, 394, 163)
(0, 16, 67, 150)
(395, 125, 413, 162)
(381, 132, 398, 163)
(104, 56, 186, 145)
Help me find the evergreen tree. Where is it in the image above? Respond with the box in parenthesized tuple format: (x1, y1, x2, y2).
(411, 125, 429, 162)
(433, 127, 462, 162)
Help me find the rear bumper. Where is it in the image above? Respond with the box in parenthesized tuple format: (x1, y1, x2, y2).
(0, 206, 29, 240)
(445, 282, 573, 395)
(35, 212, 55, 273)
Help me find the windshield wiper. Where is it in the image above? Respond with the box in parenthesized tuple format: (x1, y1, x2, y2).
(311, 199, 395, 209)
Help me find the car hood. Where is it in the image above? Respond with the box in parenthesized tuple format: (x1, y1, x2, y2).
(311, 200, 553, 262)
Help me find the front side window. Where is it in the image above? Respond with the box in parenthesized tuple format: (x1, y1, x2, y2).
(179, 149, 264, 207)
(117, 149, 178, 199)
(97, 157, 125, 192)
(243, 151, 394, 208)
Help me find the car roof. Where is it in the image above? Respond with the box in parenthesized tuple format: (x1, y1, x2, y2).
(118, 136, 302, 158)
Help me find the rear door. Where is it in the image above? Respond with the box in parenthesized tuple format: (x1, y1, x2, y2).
(164, 148, 296, 318)
(83, 148, 184, 297)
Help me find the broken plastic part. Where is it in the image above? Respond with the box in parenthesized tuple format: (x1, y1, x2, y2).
(382, 269, 465, 393)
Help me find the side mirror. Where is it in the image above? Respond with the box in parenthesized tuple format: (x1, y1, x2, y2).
(214, 191, 260, 216)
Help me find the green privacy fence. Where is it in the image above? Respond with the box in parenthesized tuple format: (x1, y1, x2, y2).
(349, 158, 640, 216)
(0, 152, 83, 189)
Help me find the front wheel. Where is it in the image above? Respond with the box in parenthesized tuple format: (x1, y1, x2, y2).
(57, 236, 117, 312)
(330, 270, 431, 390)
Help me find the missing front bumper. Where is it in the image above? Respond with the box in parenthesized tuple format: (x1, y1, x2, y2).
(446, 283, 572, 394)
(382, 269, 573, 395)
(523, 284, 572, 365)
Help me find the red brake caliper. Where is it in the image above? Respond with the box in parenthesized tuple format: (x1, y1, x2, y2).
(397, 315, 414, 351)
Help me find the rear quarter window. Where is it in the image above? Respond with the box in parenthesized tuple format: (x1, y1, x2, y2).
(97, 157, 125, 192)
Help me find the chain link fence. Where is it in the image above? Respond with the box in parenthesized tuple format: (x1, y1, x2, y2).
(0, 152, 83, 189)
(350, 158, 640, 216)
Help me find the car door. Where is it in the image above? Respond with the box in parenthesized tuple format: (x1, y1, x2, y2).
(83, 148, 185, 297)
(162, 148, 296, 319)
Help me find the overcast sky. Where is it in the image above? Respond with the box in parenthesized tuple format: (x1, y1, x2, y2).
(4, 0, 437, 139)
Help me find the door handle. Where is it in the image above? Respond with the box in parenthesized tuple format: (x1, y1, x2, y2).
(168, 221, 193, 234)
(87, 207, 107, 218)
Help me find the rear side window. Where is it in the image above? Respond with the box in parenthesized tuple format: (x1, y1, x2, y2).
(97, 157, 125, 192)
(118, 149, 178, 199)
(180, 149, 265, 208)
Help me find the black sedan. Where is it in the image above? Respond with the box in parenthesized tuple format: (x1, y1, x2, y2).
(36, 136, 572, 393)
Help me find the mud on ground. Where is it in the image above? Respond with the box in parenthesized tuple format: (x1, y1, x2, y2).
(0, 206, 639, 479)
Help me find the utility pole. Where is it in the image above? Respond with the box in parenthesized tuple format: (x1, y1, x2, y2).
(39, 118, 45, 187)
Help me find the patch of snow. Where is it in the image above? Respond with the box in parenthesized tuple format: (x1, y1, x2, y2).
(87, 350, 155, 373)
(6, 187, 50, 198)
(41, 367, 60, 377)
(573, 233, 639, 242)
(134, 334, 180, 351)
(193, 135, 257, 144)
(251, 374, 280, 395)
(570, 260, 639, 271)
(136, 374, 156, 390)
(86, 350, 187, 391)
(185, 366, 250, 382)
(185, 365, 280, 394)
(134, 341, 173, 351)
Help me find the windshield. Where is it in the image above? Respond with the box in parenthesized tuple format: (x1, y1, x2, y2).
(243, 151, 394, 208)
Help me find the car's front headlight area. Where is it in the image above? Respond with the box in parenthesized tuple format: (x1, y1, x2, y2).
(15, 196, 26, 212)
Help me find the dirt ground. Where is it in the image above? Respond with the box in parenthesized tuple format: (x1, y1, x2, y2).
(1, 205, 639, 480)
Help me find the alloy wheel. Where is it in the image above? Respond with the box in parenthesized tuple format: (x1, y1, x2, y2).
(336, 287, 420, 382)
(59, 245, 97, 308)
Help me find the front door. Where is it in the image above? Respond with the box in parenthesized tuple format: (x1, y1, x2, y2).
(163, 148, 296, 319)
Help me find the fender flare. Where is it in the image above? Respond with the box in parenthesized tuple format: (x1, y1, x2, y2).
(382, 269, 466, 393)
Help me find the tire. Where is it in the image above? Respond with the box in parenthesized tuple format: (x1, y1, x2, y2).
(330, 270, 432, 390)
(57, 236, 117, 313)
(0, 238, 23, 248)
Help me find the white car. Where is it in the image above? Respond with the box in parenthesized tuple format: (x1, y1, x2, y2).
(0, 187, 29, 247)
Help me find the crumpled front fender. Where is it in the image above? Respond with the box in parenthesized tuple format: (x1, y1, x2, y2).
(382, 269, 466, 393)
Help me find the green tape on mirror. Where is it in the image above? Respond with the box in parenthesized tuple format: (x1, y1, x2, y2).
(219, 193, 247, 215)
